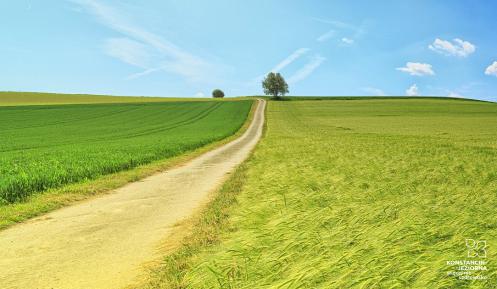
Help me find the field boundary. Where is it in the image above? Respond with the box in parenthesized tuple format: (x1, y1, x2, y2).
(0, 100, 257, 230)
(255, 95, 494, 103)
(137, 159, 252, 289)
(0, 91, 254, 107)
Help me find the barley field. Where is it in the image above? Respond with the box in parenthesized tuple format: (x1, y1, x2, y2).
(151, 98, 497, 289)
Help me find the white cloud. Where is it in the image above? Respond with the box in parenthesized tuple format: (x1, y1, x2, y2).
(313, 18, 366, 45)
(312, 18, 365, 36)
(429, 38, 475, 57)
(362, 87, 387, 96)
(271, 48, 309, 73)
(341, 37, 354, 45)
(313, 18, 353, 28)
(397, 62, 435, 76)
(126, 67, 163, 80)
(406, 84, 419, 96)
(104, 37, 151, 68)
(288, 55, 326, 84)
(72, 0, 220, 82)
(317, 30, 335, 42)
(448, 92, 465, 98)
(485, 61, 497, 77)
(194, 92, 206, 98)
(250, 48, 310, 84)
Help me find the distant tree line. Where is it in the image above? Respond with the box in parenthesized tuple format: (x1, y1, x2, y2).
(211, 72, 289, 100)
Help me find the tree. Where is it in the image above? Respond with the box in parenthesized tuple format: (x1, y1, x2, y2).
(212, 89, 225, 98)
(262, 72, 289, 99)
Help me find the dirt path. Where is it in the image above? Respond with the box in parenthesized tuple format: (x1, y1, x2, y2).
(0, 99, 265, 289)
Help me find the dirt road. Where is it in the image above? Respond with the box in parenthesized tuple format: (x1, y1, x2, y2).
(0, 99, 265, 289)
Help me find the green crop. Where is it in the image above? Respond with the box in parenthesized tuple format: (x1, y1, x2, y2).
(0, 100, 252, 204)
(0, 91, 217, 106)
(154, 98, 497, 289)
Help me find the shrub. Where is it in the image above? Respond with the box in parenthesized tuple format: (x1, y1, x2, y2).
(212, 89, 225, 98)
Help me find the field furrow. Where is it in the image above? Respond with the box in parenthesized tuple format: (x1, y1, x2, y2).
(0, 100, 252, 204)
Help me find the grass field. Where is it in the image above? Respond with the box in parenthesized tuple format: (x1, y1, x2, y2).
(148, 98, 497, 288)
(0, 100, 252, 204)
(0, 92, 221, 106)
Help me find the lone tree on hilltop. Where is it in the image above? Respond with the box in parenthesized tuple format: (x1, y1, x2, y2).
(212, 89, 225, 98)
(262, 72, 289, 100)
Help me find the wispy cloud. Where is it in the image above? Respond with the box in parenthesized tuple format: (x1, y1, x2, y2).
(250, 48, 310, 84)
(429, 38, 475, 57)
(447, 91, 465, 98)
(397, 62, 435, 76)
(127, 67, 163, 80)
(271, 48, 310, 73)
(288, 55, 326, 84)
(104, 37, 151, 68)
(316, 30, 335, 42)
(313, 17, 365, 45)
(194, 92, 206, 98)
(406, 84, 419, 96)
(340, 37, 354, 45)
(362, 87, 387, 96)
(313, 18, 357, 30)
(427, 83, 481, 100)
(71, 0, 220, 82)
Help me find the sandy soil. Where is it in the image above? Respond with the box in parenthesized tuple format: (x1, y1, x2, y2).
(0, 99, 265, 289)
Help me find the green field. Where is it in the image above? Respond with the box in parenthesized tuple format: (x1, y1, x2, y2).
(0, 92, 219, 106)
(150, 98, 497, 288)
(0, 100, 252, 204)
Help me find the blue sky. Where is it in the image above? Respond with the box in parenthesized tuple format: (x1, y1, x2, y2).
(1, 1, 497, 100)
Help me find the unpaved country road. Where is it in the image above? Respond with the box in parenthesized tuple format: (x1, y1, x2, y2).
(0, 99, 265, 289)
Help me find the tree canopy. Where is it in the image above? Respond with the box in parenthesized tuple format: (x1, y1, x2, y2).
(212, 89, 225, 98)
(262, 72, 289, 99)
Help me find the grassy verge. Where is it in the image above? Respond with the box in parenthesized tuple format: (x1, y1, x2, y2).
(143, 98, 497, 288)
(141, 161, 251, 289)
(0, 100, 257, 230)
(139, 100, 267, 289)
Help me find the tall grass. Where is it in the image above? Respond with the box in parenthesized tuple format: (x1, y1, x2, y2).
(146, 98, 497, 288)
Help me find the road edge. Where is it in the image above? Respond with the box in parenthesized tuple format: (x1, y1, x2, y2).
(134, 99, 267, 289)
